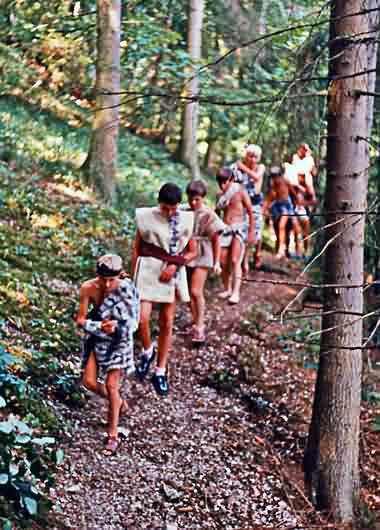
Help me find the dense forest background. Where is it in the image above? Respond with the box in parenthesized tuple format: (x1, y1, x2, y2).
(1, 1, 380, 529)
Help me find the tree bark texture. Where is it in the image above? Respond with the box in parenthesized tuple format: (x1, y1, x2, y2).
(83, 0, 121, 201)
(179, 0, 204, 179)
(304, 1, 379, 523)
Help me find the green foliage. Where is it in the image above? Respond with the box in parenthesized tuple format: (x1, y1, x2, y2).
(0, 344, 63, 524)
(277, 317, 321, 368)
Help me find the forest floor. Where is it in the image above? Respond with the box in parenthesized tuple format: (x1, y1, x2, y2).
(48, 255, 380, 530)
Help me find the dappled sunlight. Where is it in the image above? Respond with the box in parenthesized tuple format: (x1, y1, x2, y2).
(46, 182, 94, 203)
(31, 212, 65, 230)
(0, 284, 30, 309)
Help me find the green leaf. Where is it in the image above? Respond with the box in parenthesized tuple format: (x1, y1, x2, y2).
(55, 448, 64, 465)
(23, 496, 38, 515)
(14, 420, 32, 434)
(2, 520, 12, 530)
(366, 391, 380, 402)
(0, 473, 9, 484)
(0, 421, 14, 434)
(15, 434, 31, 444)
(9, 462, 19, 476)
(0, 396, 6, 407)
(32, 436, 55, 446)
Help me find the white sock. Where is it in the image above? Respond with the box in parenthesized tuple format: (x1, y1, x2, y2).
(142, 344, 154, 359)
(155, 367, 165, 376)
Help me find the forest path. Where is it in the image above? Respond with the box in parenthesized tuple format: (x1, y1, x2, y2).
(51, 256, 314, 530)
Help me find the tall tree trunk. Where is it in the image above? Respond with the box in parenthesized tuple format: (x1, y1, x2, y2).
(83, 0, 121, 201)
(304, 1, 379, 523)
(179, 0, 204, 179)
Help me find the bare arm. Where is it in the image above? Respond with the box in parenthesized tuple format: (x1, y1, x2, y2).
(237, 160, 263, 183)
(262, 189, 275, 217)
(159, 238, 198, 283)
(77, 285, 90, 328)
(242, 190, 255, 243)
(183, 238, 198, 264)
(77, 284, 116, 335)
(131, 230, 141, 276)
(211, 232, 222, 273)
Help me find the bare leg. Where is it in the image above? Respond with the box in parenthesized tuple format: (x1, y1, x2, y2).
(82, 351, 108, 399)
(242, 246, 250, 278)
(293, 219, 303, 256)
(229, 238, 244, 304)
(254, 240, 262, 268)
(276, 215, 288, 258)
(105, 369, 122, 439)
(139, 301, 153, 350)
(156, 301, 176, 370)
(219, 247, 232, 298)
(190, 267, 208, 338)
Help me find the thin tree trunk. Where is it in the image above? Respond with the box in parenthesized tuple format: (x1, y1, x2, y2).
(179, 0, 204, 179)
(304, 1, 379, 523)
(204, 111, 217, 171)
(83, 0, 121, 201)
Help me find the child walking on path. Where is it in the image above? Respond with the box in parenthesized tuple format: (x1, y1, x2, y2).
(132, 183, 197, 396)
(231, 144, 266, 271)
(263, 166, 302, 259)
(216, 168, 255, 305)
(184, 180, 225, 343)
(77, 254, 140, 455)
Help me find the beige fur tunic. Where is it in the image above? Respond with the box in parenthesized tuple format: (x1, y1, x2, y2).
(183, 206, 225, 268)
(134, 206, 194, 303)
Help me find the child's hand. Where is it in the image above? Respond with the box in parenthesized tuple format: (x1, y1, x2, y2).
(213, 262, 222, 275)
(159, 264, 177, 283)
(101, 319, 117, 334)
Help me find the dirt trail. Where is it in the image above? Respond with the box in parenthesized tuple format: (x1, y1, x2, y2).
(51, 257, 314, 530)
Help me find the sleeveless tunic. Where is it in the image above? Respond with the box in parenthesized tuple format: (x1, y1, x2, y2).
(134, 206, 194, 303)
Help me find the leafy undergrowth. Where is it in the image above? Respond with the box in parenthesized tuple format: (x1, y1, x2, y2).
(0, 162, 127, 527)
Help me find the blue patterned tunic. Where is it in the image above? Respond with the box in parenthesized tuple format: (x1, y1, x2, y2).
(81, 279, 140, 376)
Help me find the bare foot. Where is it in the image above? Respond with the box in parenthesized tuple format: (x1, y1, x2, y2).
(228, 292, 240, 304)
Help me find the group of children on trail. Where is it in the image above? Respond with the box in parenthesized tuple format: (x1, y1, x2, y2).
(77, 143, 318, 454)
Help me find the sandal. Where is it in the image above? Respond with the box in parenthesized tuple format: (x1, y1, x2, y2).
(103, 436, 119, 455)
(192, 326, 205, 343)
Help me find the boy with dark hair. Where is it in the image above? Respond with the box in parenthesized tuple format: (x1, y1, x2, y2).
(263, 166, 302, 259)
(132, 182, 197, 396)
(77, 254, 140, 454)
(184, 180, 225, 342)
(216, 168, 255, 304)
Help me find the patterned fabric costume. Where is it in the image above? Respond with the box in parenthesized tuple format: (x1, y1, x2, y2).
(134, 206, 194, 303)
(182, 206, 225, 269)
(81, 279, 140, 376)
(231, 162, 264, 242)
